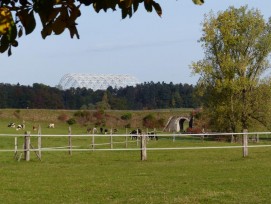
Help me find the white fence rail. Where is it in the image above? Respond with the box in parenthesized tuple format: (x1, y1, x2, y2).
(0, 131, 271, 161)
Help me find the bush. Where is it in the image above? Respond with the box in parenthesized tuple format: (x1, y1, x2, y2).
(121, 113, 132, 120)
(66, 118, 76, 125)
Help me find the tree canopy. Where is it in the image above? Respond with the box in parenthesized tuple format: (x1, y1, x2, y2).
(0, 0, 204, 56)
(191, 6, 271, 132)
(0, 81, 197, 109)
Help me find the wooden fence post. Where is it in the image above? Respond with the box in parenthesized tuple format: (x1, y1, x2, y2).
(14, 137, 18, 158)
(243, 129, 248, 157)
(141, 134, 147, 161)
(110, 129, 113, 149)
(231, 134, 234, 143)
(256, 134, 259, 143)
(136, 129, 139, 147)
(92, 129, 95, 150)
(68, 126, 72, 155)
(24, 131, 31, 161)
(125, 128, 128, 148)
(38, 124, 42, 159)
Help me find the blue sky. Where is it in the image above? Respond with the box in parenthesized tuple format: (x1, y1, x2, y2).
(1, 0, 271, 87)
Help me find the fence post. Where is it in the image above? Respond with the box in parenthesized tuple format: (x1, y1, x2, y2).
(141, 134, 147, 161)
(110, 129, 113, 149)
(242, 129, 248, 157)
(125, 128, 128, 148)
(136, 129, 139, 147)
(173, 132, 175, 142)
(38, 124, 42, 159)
(92, 129, 95, 150)
(24, 131, 31, 161)
(256, 134, 259, 143)
(231, 134, 234, 143)
(68, 126, 72, 155)
(14, 137, 18, 158)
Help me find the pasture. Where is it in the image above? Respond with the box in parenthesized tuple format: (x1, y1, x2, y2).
(0, 109, 271, 203)
(0, 133, 271, 203)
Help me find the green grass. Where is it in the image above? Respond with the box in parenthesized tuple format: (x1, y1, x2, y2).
(0, 134, 271, 203)
(0, 109, 271, 203)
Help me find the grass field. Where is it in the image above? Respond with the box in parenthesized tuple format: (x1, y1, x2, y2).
(0, 134, 271, 203)
(0, 109, 271, 203)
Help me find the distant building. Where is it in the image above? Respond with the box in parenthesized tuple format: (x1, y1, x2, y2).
(58, 73, 140, 91)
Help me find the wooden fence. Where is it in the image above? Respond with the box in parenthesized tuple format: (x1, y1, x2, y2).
(1, 128, 271, 162)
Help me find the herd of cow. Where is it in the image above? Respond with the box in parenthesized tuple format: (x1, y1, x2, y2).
(7, 123, 158, 140)
(86, 127, 158, 140)
(7, 122, 25, 131)
(129, 129, 158, 140)
(7, 122, 55, 131)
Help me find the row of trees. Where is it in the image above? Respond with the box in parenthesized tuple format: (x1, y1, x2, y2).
(0, 82, 197, 110)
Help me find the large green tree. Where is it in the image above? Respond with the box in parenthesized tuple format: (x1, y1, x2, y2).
(191, 6, 271, 132)
(0, 0, 204, 56)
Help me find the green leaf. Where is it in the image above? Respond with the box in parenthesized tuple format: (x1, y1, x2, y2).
(0, 35, 9, 53)
(52, 16, 66, 35)
(133, 1, 139, 13)
(18, 26, 23, 37)
(144, 0, 152, 12)
(41, 23, 53, 39)
(11, 40, 18, 47)
(68, 25, 80, 39)
(17, 9, 36, 35)
(152, 1, 162, 17)
(7, 45, 12, 56)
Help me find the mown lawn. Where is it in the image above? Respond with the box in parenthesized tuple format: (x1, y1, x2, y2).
(0, 134, 270, 204)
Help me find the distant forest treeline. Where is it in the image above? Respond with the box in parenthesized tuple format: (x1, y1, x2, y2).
(0, 82, 198, 110)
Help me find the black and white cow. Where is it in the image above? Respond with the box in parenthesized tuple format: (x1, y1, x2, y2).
(148, 131, 158, 140)
(130, 129, 142, 140)
(7, 122, 16, 128)
(16, 124, 25, 131)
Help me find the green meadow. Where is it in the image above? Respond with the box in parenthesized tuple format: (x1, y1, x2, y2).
(0, 136, 271, 203)
(0, 109, 271, 203)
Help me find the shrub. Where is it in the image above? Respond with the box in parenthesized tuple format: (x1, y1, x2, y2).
(121, 113, 132, 120)
(66, 118, 76, 125)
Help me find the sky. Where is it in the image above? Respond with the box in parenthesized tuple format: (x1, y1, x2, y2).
(1, 0, 271, 87)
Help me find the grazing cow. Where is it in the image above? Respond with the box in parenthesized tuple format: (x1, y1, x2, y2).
(104, 129, 108, 134)
(93, 127, 97, 134)
(33, 126, 37, 131)
(100, 127, 103, 134)
(130, 129, 142, 140)
(8, 122, 16, 128)
(16, 124, 25, 131)
(113, 128, 118, 133)
(148, 132, 158, 140)
(48, 123, 55, 128)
